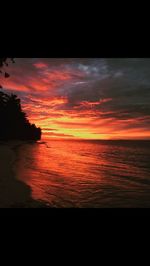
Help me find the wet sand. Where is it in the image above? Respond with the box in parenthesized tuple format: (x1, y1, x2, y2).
(0, 141, 48, 208)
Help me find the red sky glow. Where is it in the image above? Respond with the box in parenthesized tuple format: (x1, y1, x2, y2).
(1, 58, 150, 140)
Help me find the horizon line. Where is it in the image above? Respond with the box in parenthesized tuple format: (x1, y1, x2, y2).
(42, 137, 150, 141)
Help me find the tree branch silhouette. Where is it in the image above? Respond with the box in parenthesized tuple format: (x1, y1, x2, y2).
(0, 58, 15, 88)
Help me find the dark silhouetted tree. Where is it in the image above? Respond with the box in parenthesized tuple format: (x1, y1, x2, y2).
(0, 91, 41, 141)
(0, 58, 42, 140)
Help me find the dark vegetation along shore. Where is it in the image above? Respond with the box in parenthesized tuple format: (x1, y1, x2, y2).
(0, 91, 41, 141)
(0, 57, 41, 141)
(0, 58, 48, 207)
(0, 92, 45, 207)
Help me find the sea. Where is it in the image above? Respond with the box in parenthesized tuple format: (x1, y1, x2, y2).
(14, 139, 150, 208)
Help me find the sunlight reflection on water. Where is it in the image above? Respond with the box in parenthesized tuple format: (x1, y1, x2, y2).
(14, 140, 150, 207)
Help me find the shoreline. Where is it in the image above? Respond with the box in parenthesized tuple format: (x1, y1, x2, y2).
(0, 141, 48, 208)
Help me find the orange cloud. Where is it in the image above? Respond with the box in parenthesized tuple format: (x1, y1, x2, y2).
(2, 58, 150, 140)
(33, 62, 48, 69)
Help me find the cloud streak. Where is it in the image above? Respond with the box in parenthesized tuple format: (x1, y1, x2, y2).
(1, 58, 150, 139)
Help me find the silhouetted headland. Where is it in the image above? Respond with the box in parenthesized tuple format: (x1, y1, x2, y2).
(0, 91, 47, 207)
(0, 91, 41, 141)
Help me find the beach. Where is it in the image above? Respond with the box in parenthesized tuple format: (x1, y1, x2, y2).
(0, 141, 47, 208)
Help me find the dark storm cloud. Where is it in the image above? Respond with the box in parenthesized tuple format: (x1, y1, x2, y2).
(59, 59, 150, 122)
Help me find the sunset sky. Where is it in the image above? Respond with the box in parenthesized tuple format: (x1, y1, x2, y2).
(1, 58, 150, 139)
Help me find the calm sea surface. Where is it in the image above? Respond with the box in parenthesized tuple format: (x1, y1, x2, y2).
(14, 139, 150, 207)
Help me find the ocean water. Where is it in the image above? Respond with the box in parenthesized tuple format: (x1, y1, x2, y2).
(14, 139, 150, 208)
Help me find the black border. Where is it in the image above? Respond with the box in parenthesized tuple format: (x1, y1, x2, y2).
(1, 208, 150, 218)
(1, 25, 150, 58)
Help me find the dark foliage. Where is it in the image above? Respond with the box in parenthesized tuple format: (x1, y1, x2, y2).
(0, 91, 41, 141)
(0, 58, 15, 87)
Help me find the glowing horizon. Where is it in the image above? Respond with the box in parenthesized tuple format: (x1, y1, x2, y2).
(1, 58, 150, 140)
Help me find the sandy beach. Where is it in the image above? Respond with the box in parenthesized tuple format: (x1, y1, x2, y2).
(0, 141, 47, 208)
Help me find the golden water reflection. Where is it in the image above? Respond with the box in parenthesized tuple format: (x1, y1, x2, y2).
(15, 140, 150, 207)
